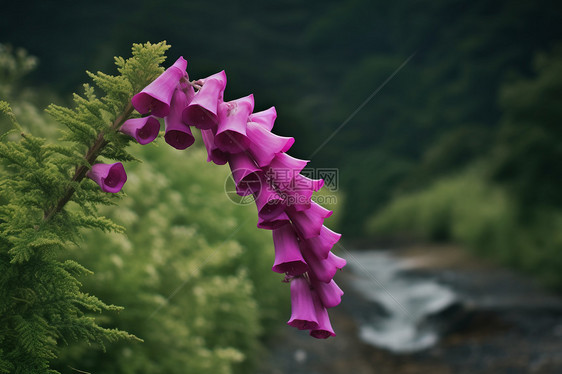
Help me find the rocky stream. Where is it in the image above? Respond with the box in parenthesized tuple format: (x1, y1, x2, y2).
(258, 245, 562, 374)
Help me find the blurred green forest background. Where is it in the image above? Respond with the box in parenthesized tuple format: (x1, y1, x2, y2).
(2, 0, 562, 272)
(2, 0, 562, 369)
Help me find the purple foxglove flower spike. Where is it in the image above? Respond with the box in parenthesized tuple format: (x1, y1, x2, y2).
(254, 174, 286, 221)
(303, 226, 342, 260)
(119, 116, 160, 145)
(287, 201, 333, 239)
(310, 291, 336, 339)
(300, 246, 346, 283)
(227, 152, 261, 196)
(201, 129, 228, 165)
(311, 278, 344, 308)
(132, 57, 187, 118)
(164, 89, 195, 150)
(246, 122, 294, 167)
(182, 70, 227, 130)
(248, 106, 277, 131)
(87, 162, 127, 193)
(272, 223, 309, 276)
(257, 210, 290, 230)
(215, 95, 254, 153)
(287, 276, 319, 330)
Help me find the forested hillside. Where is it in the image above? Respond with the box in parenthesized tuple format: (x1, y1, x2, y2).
(3, 0, 561, 237)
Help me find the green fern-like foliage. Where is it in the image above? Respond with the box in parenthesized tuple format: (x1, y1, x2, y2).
(0, 41, 169, 373)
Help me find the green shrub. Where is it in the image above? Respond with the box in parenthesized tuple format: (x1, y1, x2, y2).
(367, 168, 562, 289)
(1, 43, 287, 374)
(366, 170, 497, 241)
(51, 143, 287, 374)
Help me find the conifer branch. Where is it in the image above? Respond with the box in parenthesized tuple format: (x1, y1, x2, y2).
(0, 100, 24, 137)
(1, 42, 169, 373)
(43, 103, 134, 222)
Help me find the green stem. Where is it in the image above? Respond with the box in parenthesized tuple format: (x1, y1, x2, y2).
(43, 102, 134, 222)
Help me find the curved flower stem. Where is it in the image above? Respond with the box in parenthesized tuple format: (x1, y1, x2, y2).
(43, 102, 134, 222)
(189, 79, 203, 90)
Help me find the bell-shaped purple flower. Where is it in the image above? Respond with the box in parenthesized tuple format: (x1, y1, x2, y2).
(201, 129, 228, 165)
(311, 278, 344, 308)
(257, 210, 290, 230)
(303, 226, 342, 260)
(294, 174, 324, 193)
(300, 245, 346, 283)
(87, 162, 127, 193)
(215, 95, 254, 153)
(182, 71, 227, 130)
(287, 276, 318, 330)
(255, 174, 285, 221)
(287, 201, 332, 239)
(119, 116, 160, 145)
(310, 291, 336, 339)
(248, 106, 277, 131)
(228, 152, 261, 196)
(267, 153, 309, 190)
(132, 57, 187, 118)
(272, 223, 308, 276)
(164, 89, 195, 150)
(281, 173, 325, 211)
(247, 122, 294, 167)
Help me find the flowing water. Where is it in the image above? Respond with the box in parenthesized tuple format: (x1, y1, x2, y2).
(260, 246, 562, 373)
(344, 250, 458, 353)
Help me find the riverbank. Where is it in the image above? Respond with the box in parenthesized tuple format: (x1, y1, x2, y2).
(257, 244, 562, 374)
